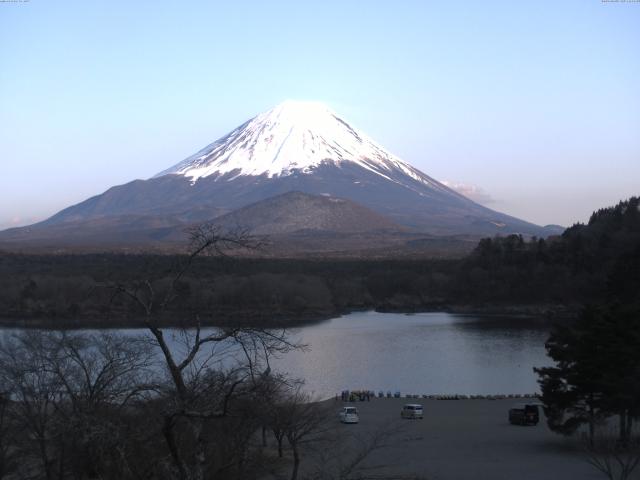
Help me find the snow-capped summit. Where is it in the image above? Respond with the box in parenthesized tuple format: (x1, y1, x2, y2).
(154, 100, 445, 192)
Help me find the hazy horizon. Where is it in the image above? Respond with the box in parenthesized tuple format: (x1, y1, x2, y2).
(1, 1, 638, 230)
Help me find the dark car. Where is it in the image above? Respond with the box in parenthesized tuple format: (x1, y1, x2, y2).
(508, 403, 540, 426)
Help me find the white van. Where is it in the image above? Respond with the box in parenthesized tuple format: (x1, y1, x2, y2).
(339, 406, 359, 424)
(401, 403, 424, 419)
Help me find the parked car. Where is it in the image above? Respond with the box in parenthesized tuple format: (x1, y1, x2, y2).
(401, 403, 424, 419)
(339, 406, 359, 424)
(508, 403, 540, 426)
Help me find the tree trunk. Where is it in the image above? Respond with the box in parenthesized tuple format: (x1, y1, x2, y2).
(619, 411, 629, 446)
(262, 425, 267, 447)
(290, 444, 300, 480)
(237, 440, 247, 480)
(38, 437, 53, 480)
(163, 416, 188, 480)
(588, 402, 595, 447)
(278, 437, 283, 458)
(192, 419, 206, 480)
(56, 438, 65, 480)
(148, 326, 188, 399)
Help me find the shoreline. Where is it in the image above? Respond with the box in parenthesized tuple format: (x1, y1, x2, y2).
(327, 392, 542, 402)
(0, 303, 577, 329)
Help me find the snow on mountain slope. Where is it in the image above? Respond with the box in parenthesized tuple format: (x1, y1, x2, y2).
(0, 100, 554, 244)
(155, 100, 451, 195)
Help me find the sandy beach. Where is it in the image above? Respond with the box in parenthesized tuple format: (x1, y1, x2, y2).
(324, 397, 602, 480)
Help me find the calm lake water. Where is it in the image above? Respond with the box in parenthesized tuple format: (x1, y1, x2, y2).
(1, 311, 553, 398)
(275, 311, 552, 398)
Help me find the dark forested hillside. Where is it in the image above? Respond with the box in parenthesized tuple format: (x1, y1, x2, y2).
(0, 197, 637, 328)
(453, 196, 640, 305)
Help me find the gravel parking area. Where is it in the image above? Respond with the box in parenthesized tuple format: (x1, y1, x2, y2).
(328, 397, 602, 480)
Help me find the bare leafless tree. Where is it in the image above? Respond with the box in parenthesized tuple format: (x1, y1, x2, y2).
(583, 430, 640, 480)
(265, 386, 328, 480)
(0, 331, 66, 479)
(0, 330, 155, 479)
(0, 388, 18, 480)
(104, 224, 299, 479)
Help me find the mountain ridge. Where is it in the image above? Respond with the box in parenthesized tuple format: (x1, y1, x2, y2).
(0, 100, 560, 249)
(210, 190, 405, 235)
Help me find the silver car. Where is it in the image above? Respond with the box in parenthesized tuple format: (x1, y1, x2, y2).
(339, 406, 359, 424)
(401, 403, 424, 419)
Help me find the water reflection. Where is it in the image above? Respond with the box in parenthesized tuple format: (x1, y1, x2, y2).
(272, 312, 552, 397)
(0, 312, 553, 398)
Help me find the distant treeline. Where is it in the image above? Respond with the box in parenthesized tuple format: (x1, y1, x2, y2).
(1, 197, 638, 328)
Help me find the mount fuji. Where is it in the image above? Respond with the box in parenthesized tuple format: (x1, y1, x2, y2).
(155, 100, 450, 189)
(0, 100, 558, 251)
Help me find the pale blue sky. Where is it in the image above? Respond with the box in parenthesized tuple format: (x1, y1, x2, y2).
(1, 0, 638, 229)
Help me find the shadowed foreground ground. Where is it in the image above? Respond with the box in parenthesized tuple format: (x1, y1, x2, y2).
(306, 397, 602, 480)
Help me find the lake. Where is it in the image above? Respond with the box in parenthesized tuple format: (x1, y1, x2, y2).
(0, 311, 554, 398)
(274, 311, 553, 398)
